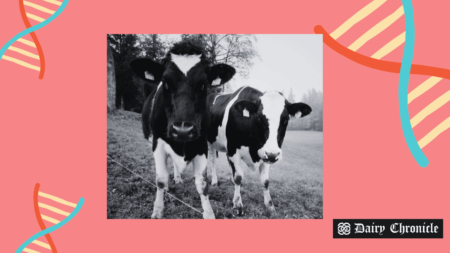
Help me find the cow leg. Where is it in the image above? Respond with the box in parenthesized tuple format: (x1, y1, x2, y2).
(259, 162, 275, 212)
(208, 146, 218, 186)
(173, 161, 183, 184)
(151, 140, 169, 219)
(228, 154, 244, 215)
(193, 154, 215, 219)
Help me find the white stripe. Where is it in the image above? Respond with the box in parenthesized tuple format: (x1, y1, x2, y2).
(170, 53, 201, 75)
(211, 87, 247, 152)
(213, 94, 224, 105)
(150, 82, 163, 121)
(260, 91, 285, 155)
(156, 82, 162, 92)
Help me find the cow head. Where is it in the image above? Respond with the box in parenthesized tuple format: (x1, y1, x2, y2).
(130, 41, 236, 142)
(234, 91, 312, 164)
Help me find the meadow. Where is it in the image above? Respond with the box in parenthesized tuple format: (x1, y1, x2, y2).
(107, 110, 323, 219)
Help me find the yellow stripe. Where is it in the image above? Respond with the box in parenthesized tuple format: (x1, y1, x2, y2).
(348, 6, 404, 51)
(17, 38, 36, 48)
(41, 214, 60, 224)
(418, 117, 450, 148)
(38, 191, 77, 208)
(24, 1, 55, 14)
(23, 248, 40, 253)
(408, 76, 442, 104)
(43, 0, 62, 6)
(1, 55, 40, 71)
(31, 240, 51, 250)
(8, 46, 39, 60)
(26, 12, 45, 22)
(38, 202, 70, 216)
(410, 90, 450, 128)
(372, 32, 405, 59)
(331, 0, 387, 40)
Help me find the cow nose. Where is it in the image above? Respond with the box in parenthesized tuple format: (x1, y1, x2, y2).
(171, 122, 196, 141)
(265, 152, 281, 163)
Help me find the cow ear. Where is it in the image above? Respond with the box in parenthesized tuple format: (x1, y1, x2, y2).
(286, 102, 312, 118)
(208, 64, 236, 87)
(234, 100, 258, 117)
(129, 58, 164, 82)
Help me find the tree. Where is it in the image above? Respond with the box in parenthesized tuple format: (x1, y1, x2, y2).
(134, 35, 169, 102)
(287, 87, 296, 103)
(108, 34, 165, 112)
(107, 40, 116, 113)
(180, 34, 260, 92)
(108, 34, 139, 110)
(181, 34, 259, 77)
(139, 34, 168, 60)
(287, 88, 323, 131)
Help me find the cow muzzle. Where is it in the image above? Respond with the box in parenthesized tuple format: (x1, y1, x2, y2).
(259, 149, 282, 164)
(169, 121, 197, 141)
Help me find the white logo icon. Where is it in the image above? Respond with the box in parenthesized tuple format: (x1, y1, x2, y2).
(337, 222, 351, 235)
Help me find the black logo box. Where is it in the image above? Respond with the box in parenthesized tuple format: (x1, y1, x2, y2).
(333, 219, 443, 239)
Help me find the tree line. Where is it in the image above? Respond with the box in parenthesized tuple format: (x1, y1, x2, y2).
(107, 34, 168, 112)
(286, 88, 323, 131)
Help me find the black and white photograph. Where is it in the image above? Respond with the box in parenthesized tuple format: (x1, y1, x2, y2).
(107, 34, 323, 219)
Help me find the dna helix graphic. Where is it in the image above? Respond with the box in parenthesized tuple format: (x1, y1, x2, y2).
(0, 0, 69, 79)
(15, 183, 84, 253)
(314, 0, 450, 167)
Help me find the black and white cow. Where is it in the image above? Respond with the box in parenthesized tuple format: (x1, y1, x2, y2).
(207, 86, 312, 214)
(130, 42, 236, 219)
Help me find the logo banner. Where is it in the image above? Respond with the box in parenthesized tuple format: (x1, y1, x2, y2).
(333, 219, 443, 239)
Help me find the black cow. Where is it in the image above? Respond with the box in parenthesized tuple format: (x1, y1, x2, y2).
(207, 86, 311, 214)
(130, 42, 236, 219)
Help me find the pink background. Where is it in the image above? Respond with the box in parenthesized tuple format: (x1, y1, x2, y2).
(1, 0, 449, 252)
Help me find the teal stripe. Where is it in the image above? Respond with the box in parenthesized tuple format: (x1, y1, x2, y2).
(399, 0, 429, 167)
(15, 198, 84, 253)
(0, 0, 69, 59)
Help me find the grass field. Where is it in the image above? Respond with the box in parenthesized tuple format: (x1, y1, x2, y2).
(107, 110, 323, 219)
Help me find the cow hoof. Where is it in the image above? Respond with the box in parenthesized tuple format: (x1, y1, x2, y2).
(151, 207, 164, 219)
(174, 177, 183, 184)
(233, 205, 244, 216)
(267, 205, 276, 213)
(203, 210, 216, 219)
(211, 180, 218, 187)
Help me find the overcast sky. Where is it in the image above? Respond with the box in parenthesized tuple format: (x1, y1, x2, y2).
(164, 34, 322, 101)
(238, 35, 322, 101)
